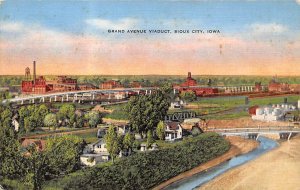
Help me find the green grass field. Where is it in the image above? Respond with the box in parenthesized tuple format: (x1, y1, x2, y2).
(102, 95, 300, 121)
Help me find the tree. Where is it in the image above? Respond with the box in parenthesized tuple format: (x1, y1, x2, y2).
(75, 114, 84, 128)
(104, 126, 122, 163)
(24, 116, 36, 133)
(156, 121, 165, 140)
(180, 91, 196, 102)
(123, 133, 135, 154)
(36, 104, 49, 128)
(23, 145, 48, 190)
(85, 111, 101, 128)
(45, 135, 85, 177)
(125, 89, 170, 137)
(57, 104, 75, 127)
(18, 106, 30, 133)
(44, 113, 58, 130)
(0, 106, 24, 179)
(146, 130, 154, 148)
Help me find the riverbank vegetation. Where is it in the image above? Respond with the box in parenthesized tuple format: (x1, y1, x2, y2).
(45, 132, 229, 190)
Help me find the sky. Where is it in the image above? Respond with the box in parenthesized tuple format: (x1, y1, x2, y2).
(0, 0, 300, 75)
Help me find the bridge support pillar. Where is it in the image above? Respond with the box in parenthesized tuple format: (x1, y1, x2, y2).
(149, 89, 152, 94)
(288, 132, 292, 140)
(21, 100, 24, 105)
(256, 134, 260, 140)
(62, 96, 64, 103)
(66, 95, 69, 101)
(54, 96, 57, 102)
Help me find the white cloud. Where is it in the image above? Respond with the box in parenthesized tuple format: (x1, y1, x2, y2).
(0, 0, 4, 5)
(85, 18, 139, 29)
(0, 22, 24, 32)
(296, 0, 300, 5)
(249, 23, 288, 35)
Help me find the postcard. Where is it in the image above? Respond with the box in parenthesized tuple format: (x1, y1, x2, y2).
(0, 1, 299, 190)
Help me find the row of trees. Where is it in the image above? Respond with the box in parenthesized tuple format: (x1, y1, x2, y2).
(0, 105, 86, 189)
(15, 104, 102, 132)
(44, 104, 101, 130)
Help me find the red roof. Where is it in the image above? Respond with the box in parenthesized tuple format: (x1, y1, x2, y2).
(165, 122, 180, 130)
(21, 139, 46, 151)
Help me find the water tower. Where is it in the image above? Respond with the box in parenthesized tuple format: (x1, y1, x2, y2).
(25, 67, 31, 81)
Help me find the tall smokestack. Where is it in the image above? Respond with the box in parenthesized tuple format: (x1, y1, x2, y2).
(33, 61, 36, 84)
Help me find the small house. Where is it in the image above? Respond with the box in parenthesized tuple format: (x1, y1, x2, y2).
(93, 139, 107, 153)
(165, 122, 183, 141)
(80, 152, 110, 167)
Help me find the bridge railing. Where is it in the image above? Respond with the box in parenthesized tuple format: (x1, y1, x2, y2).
(207, 126, 300, 133)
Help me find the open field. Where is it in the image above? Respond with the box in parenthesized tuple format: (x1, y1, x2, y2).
(200, 134, 300, 190)
(103, 95, 300, 121)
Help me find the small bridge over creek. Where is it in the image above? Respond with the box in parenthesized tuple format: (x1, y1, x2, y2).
(207, 127, 300, 140)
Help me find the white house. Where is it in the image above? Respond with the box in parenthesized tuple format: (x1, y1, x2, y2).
(140, 143, 159, 152)
(116, 125, 131, 135)
(165, 122, 183, 141)
(12, 118, 19, 132)
(80, 153, 110, 167)
(93, 139, 108, 153)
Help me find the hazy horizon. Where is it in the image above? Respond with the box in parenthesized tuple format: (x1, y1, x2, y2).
(1, 1, 300, 75)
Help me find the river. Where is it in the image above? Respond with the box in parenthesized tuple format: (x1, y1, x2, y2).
(163, 136, 278, 190)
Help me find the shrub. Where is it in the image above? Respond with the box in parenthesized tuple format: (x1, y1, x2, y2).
(45, 132, 230, 190)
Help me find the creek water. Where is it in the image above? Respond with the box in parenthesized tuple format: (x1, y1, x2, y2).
(163, 136, 278, 190)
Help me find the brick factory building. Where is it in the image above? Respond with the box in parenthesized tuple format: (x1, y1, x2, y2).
(176, 72, 219, 96)
(100, 80, 123, 89)
(180, 72, 197, 87)
(21, 61, 96, 94)
(268, 79, 290, 92)
(130, 81, 142, 88)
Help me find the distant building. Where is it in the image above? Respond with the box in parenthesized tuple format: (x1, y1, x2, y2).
(289, 84, 300, 92)
(254, 82, 262, 92)
(252, 104, 297, 122)
(180, 72, 197, 87)
(130, 81, 142, 88)
(21, 61, 82, 94)
(268, 78, 290, 92)
(100, 80, 123, 89)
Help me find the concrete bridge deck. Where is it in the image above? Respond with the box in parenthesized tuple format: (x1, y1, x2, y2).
(2, 87, 159, 104)
(207, 127, 300, 140)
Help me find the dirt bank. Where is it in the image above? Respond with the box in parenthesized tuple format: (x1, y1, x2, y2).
(153, 136, 258, 190)
(200, 135, 300, 190)
(208, 117, 289, 129)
